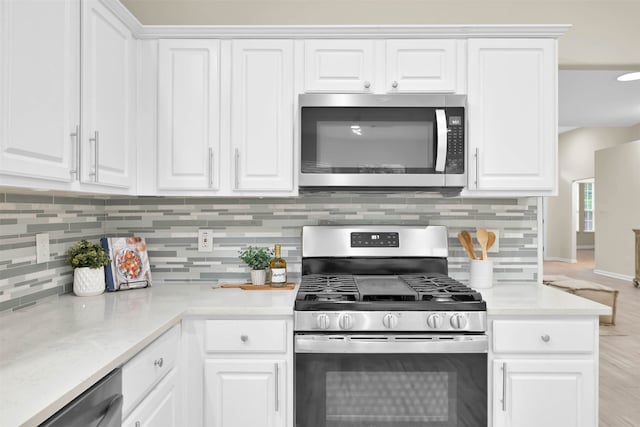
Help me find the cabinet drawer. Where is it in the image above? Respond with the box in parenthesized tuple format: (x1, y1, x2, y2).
(122, 324, 180, 416)
(205, 319, 287, 353)
(493, 320, 594, 354)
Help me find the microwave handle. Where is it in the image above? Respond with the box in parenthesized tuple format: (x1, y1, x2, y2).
(435, 109, 447, 172)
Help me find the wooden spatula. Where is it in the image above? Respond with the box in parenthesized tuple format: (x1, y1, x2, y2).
(487, 231, 496, 252)
(476, 228, 489, 260)
(458, 231, 477, 260)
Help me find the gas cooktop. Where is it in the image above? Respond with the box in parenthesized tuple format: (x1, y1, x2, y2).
(295, 273, 485, 311)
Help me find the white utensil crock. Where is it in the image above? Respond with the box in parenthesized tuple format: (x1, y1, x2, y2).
(470, 259, 494, 289)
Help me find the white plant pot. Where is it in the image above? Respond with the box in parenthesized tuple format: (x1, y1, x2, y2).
(250, 269, 267, 286)
(73, 267, 106, 297)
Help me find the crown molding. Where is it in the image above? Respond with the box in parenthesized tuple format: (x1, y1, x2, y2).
(133, 24, 572, 40)
(94, 4, 571, 41)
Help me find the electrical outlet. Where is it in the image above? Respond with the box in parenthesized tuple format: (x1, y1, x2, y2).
(36, 233, 50, 263)
(198, 229, 213, 253)
(488, 229, 499, 253)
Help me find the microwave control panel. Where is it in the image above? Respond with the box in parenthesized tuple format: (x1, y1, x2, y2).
(445, 108, 465, 173)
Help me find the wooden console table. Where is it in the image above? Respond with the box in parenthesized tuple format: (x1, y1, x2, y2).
(634, 229, 640, 288)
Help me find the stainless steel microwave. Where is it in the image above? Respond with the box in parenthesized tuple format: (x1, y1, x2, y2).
(299, 93, 466, 191)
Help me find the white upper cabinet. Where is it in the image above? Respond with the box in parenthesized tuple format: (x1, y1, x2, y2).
(157, 40, 220, 191)
(386, 39, 458, 92)
(304, 40, 375, 92)
(0, 0, 80, 183)
(466, 39, 557, 194)
(81, 0, 136, 189)
(304, 39, 458, 93)
(231, 40, 295, 193)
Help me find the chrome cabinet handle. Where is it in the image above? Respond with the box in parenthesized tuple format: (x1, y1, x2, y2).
(363, 81, 371, 89)
(208, 147, 214, 188)
(541, 334, 551, 342)
(70, 125, 80, 179)
(501, 362, 507, 411)
(274, 363, 279, 412)
(154, 357, 164, 368)
(391, 80, 398, 89)
(89, 131, 99, 182)
(234, 148, 240, 189)
(474, 147, 480, 187)
(240, 334, 248, 343)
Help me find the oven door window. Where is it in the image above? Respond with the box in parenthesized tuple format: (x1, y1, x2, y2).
(301, 107, 437, 174)
(295, 353, 486, 427)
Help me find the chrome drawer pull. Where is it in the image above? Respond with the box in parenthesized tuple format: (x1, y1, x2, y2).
(154, 357, 164, 368)
(541, 334, 551, 342)
(240, 334, 248, 343)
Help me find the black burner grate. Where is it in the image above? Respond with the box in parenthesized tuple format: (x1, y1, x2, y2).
(401, 274, 482, 302)
(298, 274, 359, 302)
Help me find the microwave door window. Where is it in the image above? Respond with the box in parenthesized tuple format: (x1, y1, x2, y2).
(301, 107, 438, 174)
(315, 121, 434, 173)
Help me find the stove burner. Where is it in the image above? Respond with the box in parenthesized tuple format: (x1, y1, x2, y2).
(401, 274, 482, 302)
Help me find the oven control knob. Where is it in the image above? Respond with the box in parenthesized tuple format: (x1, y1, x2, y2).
(338, 314, 353, 330)
(450, 313, 468, 329)
(426, 313, 443, 329)
(316, 314, 331, 330)
(382, 313, 398, 329)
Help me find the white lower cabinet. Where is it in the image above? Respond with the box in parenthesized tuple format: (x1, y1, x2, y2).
(204, 359, 286, 427)
(122, 324, 181, 425)
(490, 317, 598, 427)
(122, 368, 180, 427)
(182, 317, 293, 427)
(492, 359, 595, 427)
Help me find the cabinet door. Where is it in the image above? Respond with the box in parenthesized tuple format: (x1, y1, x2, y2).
(122, 368, 180, 427)
(82, 0, 135, 189)
(204, 359, 286, 427)
(0, 0, 79, 182)
(304, 40, 375, 92)
(492, 359, 596, 427)
(157, 40, 220, 191)
(386, 40, 457, 92)
(231, 40, 294, 193)
(467, 39, 556, 193)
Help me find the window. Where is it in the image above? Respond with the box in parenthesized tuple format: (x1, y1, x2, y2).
(583, 182, 594, 232)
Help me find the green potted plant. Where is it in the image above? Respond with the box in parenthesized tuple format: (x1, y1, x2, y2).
(238, 246, 273, 285)
(66, 239, 111, 296)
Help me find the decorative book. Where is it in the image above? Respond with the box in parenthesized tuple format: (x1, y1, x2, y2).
(101, 236, 152, 291)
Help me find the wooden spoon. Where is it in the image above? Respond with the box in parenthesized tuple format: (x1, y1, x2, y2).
(457, 231, 477, 260)
(476, 228, 489, 260)
(487, 231, 496, 252)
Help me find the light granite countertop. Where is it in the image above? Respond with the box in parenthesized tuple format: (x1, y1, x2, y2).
(483, 283, 612, 316)
(0, 284, 297, 427)
(0, 282, 610, 427)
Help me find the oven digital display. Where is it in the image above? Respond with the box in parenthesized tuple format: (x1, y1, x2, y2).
(351, 232, 399, 247)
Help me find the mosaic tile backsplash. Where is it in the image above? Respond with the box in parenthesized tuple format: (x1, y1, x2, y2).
(0, 191, 539, 312)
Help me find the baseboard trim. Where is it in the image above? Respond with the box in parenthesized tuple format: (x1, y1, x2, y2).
(544, 257, 577, 263)
(594, 269, 634, 282)
(577, 245, 595, 250)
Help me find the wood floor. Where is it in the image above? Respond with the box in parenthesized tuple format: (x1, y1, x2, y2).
(544, 250, 640, 427)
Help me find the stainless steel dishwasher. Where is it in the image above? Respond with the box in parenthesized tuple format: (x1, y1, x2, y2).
(40, 367, 122, 427)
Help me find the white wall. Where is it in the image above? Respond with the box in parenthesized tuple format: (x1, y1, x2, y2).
(545, 124, 640, 262)
(594, 140, 640, 279)
(119, 0, 640, 67)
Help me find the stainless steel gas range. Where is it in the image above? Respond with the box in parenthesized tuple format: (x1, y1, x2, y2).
(294, 225, 487, 427)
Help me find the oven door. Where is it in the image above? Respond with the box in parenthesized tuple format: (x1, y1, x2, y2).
(295, 334, 487, 427)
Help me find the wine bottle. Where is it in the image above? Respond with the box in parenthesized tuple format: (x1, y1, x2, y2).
(269, 244, 287, 287)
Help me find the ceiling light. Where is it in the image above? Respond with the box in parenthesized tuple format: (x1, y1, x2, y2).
(617, 72, 640, 82)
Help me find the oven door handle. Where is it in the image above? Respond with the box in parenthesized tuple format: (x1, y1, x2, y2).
(434, 109, 448, 172)
(295, 334, 488, 354)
